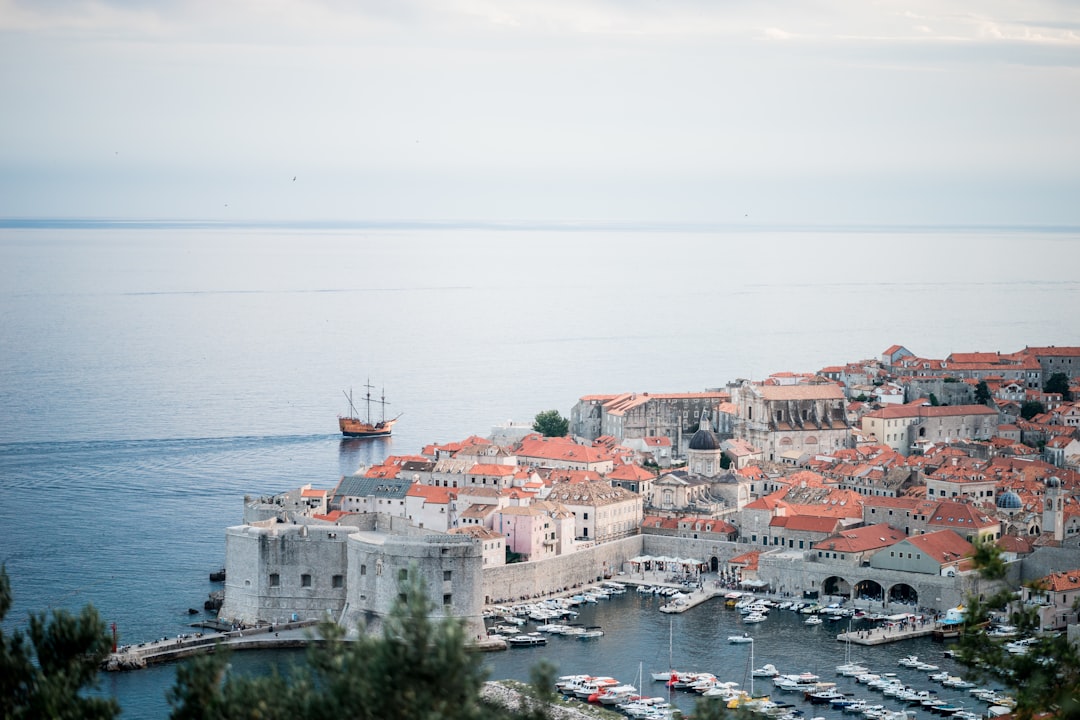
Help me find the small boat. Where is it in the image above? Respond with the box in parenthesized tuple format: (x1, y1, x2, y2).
(338, 383, 401, 438)
(744, 612, 768, 623)
(729, 633, 754, 643)
(898, 655, 921, 667)
(753, 664, 779, 678)
(805, 616, 823, 625)
(507, 633, 547, 647)
(578, 626, 604, 639)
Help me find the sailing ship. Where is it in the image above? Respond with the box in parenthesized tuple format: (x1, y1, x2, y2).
(338, 382, 401, 438)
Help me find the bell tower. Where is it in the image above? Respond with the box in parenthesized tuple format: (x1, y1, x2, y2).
(1042, 476, 1065, 543)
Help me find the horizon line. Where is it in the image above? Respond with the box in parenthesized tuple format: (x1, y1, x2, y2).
(1, 217, 1079, 234)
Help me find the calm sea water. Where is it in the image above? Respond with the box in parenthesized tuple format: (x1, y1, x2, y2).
(1, 225, 1077, 717)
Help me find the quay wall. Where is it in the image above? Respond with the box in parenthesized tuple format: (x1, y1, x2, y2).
(641, 535, 747, 569)
(482, 536, 644, 605)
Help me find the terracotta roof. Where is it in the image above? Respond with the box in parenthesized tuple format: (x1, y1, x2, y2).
(312, 510, 353, 522)
(469, 463, 516, 476)
(901, 530, 974, 564)
(607, 464, 656, 481)
(864, 404, 997, 419)
(406, 484, 453, 503)
(642, 515, 680, 530)
(815, 524, 906, 553)
(996, 535, 1034, 554)
(770, 515, 841, 533)
(515, 436, 614, 464)
(758, 384, 845, 401)
(301, 488, 327, 498)
(1036, 569, 1080, 592)
(728, 550, 761, 570)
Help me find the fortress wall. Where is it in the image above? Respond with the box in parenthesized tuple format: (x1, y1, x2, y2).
(481, 536, 644, 604)
(219, 523, 350, 625)
(641, 535, 747, 568)
(344, 532, 486, 641)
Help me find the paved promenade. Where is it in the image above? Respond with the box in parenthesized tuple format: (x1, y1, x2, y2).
(836, 617, 937, 645)
(103, 620, 320, 671)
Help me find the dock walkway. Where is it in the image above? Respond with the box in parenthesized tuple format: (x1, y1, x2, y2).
(103, 620, 319, 671)
(836, 621, 937, 646)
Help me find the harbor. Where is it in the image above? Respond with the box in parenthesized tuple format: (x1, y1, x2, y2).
(481, 589, 1011, 720)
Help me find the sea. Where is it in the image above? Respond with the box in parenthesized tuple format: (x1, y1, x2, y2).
(1, 223, 1078, 718)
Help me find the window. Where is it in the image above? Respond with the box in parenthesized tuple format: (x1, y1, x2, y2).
(301, 573, 312, 587)
(399, 568, 408, 581)
(360, 564, 367, 576)
(269, 573, 280, 587)
(584, 512, 589, 520)
(332, 574, 344, 589)
(443, 594, 452, 606)
(443, 570, 452, 581)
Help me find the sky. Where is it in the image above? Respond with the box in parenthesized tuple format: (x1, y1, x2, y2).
(1, 0, 1078, 226)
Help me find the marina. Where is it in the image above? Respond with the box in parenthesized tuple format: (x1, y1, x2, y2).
(481, 588, 1010, 720)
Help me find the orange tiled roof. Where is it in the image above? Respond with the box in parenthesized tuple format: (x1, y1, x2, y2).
(815, 524, 906, 553)
(607, 464, 656, 481)
(728, 550, 761, 570)
(902, 529, 974, 563)
(469, 463, 516, 476)
(406, 484, 453, 503)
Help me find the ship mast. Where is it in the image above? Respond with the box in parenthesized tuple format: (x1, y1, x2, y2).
(363, 379, 390, 424)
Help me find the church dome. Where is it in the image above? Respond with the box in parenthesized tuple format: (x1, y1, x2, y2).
(996, 491, 1023, 510)
(688, 426, 721, 451)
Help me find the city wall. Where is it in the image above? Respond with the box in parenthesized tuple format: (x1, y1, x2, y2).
(1019, 546, 1080, 582)
(482, 536, 644, 604)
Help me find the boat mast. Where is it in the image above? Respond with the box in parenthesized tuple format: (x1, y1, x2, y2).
(364, 379, 375, 423)
(343, 389, 359, 419)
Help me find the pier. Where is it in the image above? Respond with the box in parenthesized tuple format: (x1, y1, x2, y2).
(103, 620, 319, 671)
(836, 621, 937, 646)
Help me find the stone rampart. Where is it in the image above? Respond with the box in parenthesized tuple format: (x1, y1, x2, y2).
(1019, 546, 1080, 582)
(641, 535, 746, 569)
(482, 536, 644, 604)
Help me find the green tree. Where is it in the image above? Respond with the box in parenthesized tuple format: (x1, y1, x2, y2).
(1020, 400, 1046, 420)
(168, 569, 550, 720)
(929, 393, 940, 406)
(1046, 372, 1072, 400)
(974, 380, 992, 405)
(956, 542, 1080, 720)
(0, 565, 119, 720)
(532, 410, 569, 438)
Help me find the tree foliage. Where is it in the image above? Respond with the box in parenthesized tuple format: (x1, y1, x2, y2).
(0, 565, 119, 720)
(168, 569, 552, 720)
(974, 380, 992, 405)
(955, 542, 1080, 720)
(532, 410, 569, 438)
(1046, 372, 1072, 400)
(1020, 400, 1046, 420)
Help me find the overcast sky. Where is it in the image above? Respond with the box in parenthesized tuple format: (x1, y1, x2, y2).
(1, 0, 1078, 226)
